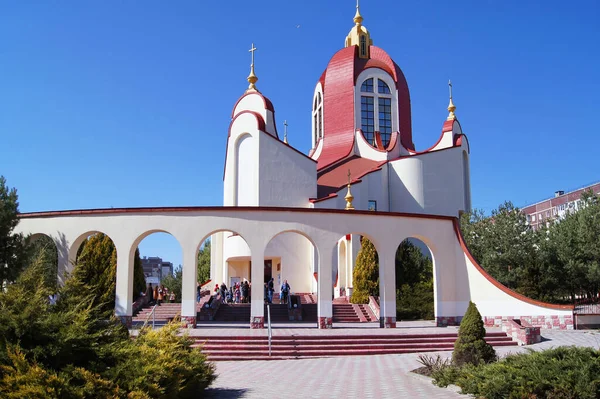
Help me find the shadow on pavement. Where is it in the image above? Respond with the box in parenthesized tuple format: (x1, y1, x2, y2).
(204, 388, 249, 398)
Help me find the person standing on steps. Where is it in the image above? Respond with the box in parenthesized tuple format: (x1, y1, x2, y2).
(267, 278, 274, 304)
(280, 279, 290, 305)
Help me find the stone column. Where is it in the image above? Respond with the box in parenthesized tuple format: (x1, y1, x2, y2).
(55, 237, 70, 287)
(250, 246, 265, 328)
(317, 242, 335, 329)
(379, 244, 396, 328)
(180, 240, 198, 328)
(114, 241, 133, 327)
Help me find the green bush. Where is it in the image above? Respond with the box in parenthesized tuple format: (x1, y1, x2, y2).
(350, 238, 379, 304)
(109, 322, 216, 398)
(452, 301, 496, 366)
(396, 281, 434, 320)
(0, 250, 217, 398)
(433, 346, 600, 399)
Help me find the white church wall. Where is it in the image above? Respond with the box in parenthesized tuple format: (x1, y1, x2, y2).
(258, 132, 317, 207)
(265, 232, 314, 293)
(223, 234, 251, 259)
(420, 147, 467, 217)
(236, 134, 258, 206)
(354, 130, 389, 161)
(233, 93, 277, 137)
(389, 157, 425, 213)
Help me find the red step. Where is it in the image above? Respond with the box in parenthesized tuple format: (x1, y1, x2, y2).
(193, 332, 518, 361)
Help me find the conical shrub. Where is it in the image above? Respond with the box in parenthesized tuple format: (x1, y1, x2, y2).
(350, 238, 379, 304)
(452, 301, 496, 366)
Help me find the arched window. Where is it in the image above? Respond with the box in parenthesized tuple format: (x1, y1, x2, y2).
(360, 78, 393, 147)
(313, 92, 323, 144)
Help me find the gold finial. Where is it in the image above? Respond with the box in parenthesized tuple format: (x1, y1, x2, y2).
(447, 79, 456, 121)
(345, 169, 355, 210)
(247, 43, 258, 91)
(283, 120, 288, 144)
(354, 0, 363, 25)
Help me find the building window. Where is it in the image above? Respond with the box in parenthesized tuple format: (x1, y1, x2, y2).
(313, 91, 323, 144)
(368, 200, 377, 211)
(532, 215, 536, 221)
(378, 79, 391, 94)
(359, 35, 367, 57)
(361, 78, 374, 93)
(359, 78, 393, 148)
(361, 96, 375, 145)
(526, 214, 531, 222)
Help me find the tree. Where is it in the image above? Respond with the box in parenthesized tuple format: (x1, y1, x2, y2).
(0, 176, 28, 286)
(395, 240, 434, 320)
(452, 301, 496, 366)
(133, 248, 146, 300)
(27, 235, 58, 291)
(460, 202, 540, 292)
(73, 234, 145, 313)
(350, 237, 379, 304)
(162, 265, 182, 303)
(197, 239, 211, 284)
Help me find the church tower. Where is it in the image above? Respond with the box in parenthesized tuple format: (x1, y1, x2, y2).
(310, 3, 414, 170)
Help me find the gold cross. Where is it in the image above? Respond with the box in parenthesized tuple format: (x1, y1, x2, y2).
(347, 169, 352, 185)
(249, 43, 257, 66)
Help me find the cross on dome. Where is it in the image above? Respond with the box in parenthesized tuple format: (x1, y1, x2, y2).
(447, 79, 457, 121)
(345, 1, 372, 58)
(246, 43, 259, 91)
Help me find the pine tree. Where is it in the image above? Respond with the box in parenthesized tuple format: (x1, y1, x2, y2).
(197, 239, 211, 284)
(0, 176, 28, 286)
(452, 301, 496, 366)
(350, 237, 379, 304)
(133, 248, 146, 300)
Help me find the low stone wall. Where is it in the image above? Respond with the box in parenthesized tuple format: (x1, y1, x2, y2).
(368, 296, 380, 320)
(502, 318, 541, 345)
(485, 315, 574, 330)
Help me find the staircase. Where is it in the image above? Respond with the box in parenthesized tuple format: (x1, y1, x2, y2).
(133, 303, 182, 325)
(333, 303, 377, 322)
(194, 332, 518, 361)
(213, 304, 290, 322)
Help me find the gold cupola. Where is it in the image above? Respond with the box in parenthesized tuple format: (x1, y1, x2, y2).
(345, 1, 373, 59)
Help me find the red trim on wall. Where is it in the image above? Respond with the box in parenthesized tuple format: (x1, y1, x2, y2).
(259, 130, 317, 163)
(18, 206, 458, 221)
(230, 91, 274, 118)
(346, 234, 351, 240)
(452, 219, 574, 311)
(313, 272, 318, 282)
(223, 110, 267, 180)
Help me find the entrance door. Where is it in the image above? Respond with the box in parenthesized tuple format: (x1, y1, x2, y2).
(264, 260, 272, 283)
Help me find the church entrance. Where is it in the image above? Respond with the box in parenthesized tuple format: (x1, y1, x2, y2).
(264, 260, 272, 284)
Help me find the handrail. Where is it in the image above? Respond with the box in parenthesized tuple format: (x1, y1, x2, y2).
(142, 304, 158, 330)
(267, 303, 272, 357)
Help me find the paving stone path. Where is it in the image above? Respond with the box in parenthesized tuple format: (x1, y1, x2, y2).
(202, 326, 600, 398)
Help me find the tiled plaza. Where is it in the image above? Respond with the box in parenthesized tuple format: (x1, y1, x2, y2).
(202, 325, 600, 398)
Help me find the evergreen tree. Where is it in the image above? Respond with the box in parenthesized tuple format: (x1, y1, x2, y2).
(0, 176, 28, 286)
(133, 248, 146, 300)
(27, 235, 58, 291)
(197, 239, 211, 284)
(395, 240, 434, 320)
(452, 301, 496, 366)
(350, 237, 379, 304)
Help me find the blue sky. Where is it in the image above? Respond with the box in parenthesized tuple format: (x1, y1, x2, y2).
(2, 0, 599, 268)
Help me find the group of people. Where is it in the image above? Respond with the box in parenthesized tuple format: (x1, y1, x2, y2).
(146, 283, 175, 306)
(215, 280, 251, 304)
(204, 278, 291, 305)
(264, 278, 291, 305)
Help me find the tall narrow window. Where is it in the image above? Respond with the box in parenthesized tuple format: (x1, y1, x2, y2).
(359, 77, 394, 148)
(361, 96, 375, 145)
(312, 92, 323, 144)
(360, 35, 367, 57)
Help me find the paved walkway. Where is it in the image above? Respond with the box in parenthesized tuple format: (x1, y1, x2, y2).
(200, 325, 600, 398)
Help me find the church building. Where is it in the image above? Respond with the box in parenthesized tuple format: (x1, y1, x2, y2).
(211, 4, 471, 296)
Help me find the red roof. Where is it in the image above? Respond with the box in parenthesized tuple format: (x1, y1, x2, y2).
(316, 45, 413, 171)
(316, 156, 383, 198)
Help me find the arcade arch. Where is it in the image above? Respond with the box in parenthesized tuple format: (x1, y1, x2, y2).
(395, 236, 436, 321)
